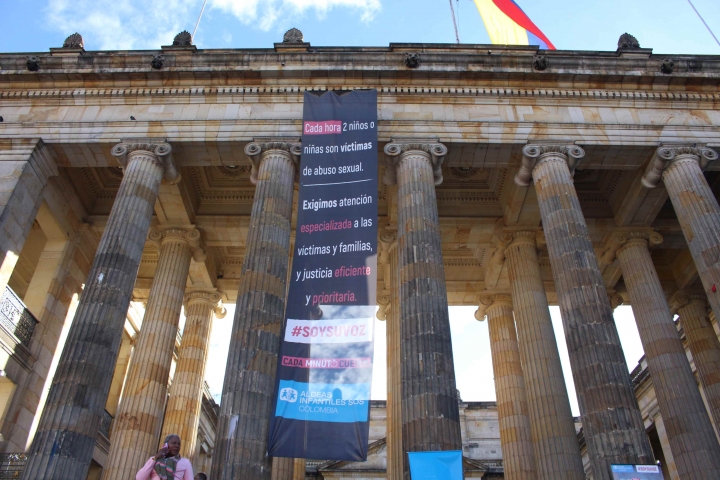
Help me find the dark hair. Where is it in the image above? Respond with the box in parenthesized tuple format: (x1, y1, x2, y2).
(195, 474, 208, 480)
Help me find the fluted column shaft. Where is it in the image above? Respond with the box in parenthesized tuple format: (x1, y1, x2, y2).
(103, 228, 198, 480)
(484, 297, 536, 480)
(161, 291, 224, 460)
(211, 143, 298, 480)
(525, 147, 653, 479)
(504, 234, 584, 480)
(676, 295, 720, 433)
(660, 151, 720, 325)
(271, 457, 294, 480)
(391, 145, 461, 479)
(293, 459, 306, 480)
(617, 235, 720, 478)
(23, 142, 175, 480)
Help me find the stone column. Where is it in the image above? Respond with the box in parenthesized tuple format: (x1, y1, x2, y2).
(211, 142, 300, 480)
(293, 459, 306, 480)
(643, 146, 720, 322)
(476, 294, 536, 480)
(160, 290, 225, 460)
(610, 230, 720, 478)
(671, 292, 720, 432)
(0, 139, 58, 295)
(103, 227, 204, 480)
(271, 457, 294, 480)
(22, 141, 178, 480)
(515, 145, 654, 479)
(503, 231, 584, 480)
(384, 142, 462, 479)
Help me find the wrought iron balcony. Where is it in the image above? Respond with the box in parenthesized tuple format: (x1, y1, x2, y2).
(0, 453, 27, 479)
(0, 286, 38, 348)
(99, 409, 113, 440)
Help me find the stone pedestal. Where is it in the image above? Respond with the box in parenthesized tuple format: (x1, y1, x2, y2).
(211, 142, 300, 480)
(476, 294, 536, 480)
(614, 231, 720, 478)
(516, 145, 653, 479)
(103, 227, 203, 480)
(671, 292, 720, 433)
(504, 231, 584, 480)
(384, 142, 462, 479)
(161, 290, 225, 460)
(23, 141, 178, 480)
(643, 146, 720, 324)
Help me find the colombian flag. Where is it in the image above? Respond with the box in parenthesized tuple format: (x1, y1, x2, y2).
(474, 0, 555, 49)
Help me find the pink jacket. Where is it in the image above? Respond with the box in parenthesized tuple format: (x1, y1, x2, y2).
(136, 457, 194, 480)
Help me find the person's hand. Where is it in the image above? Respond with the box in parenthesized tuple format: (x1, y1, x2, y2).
(154, 443, 169, 460)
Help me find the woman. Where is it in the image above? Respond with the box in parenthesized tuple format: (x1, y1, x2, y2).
(136, 434, 194, 480)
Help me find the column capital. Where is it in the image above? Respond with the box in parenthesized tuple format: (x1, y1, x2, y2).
(599, 229, 663, 266)
(669, 290, 707, 315)
(383, 140, 447, 186)
(475, 292, 513, 321)
(514, 144, 585, 186)
(148, 227, 206, 262)
(376, 291, 392, 321)
(111, 139, 180, 184)
(608, 291, 625, 310)
(642, 145, 718, 189)
(184, 290, 227, 318)
(244, 141, 301, 185)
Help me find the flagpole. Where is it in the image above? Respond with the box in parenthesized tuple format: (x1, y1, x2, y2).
(192, 0, 209, 41)
(686, 0, 720, 48)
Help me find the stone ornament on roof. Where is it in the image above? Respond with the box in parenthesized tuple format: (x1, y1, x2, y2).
(173, 30, 193, 46)
(283, 28, 304, 43)
(63, 33, 84, 49)
(660, 58, 675, 74)
(618, 33, 640, 49)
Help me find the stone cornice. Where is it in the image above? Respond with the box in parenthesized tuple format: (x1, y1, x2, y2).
(3, 85, 720, 105)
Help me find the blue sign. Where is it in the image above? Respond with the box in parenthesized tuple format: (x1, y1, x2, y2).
(611, 464, 664, 479)
(275, 380, 370, 423)
(408, 451, 463, 480)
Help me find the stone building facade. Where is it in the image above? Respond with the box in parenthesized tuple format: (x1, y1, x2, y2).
(0, 29, 719, 479)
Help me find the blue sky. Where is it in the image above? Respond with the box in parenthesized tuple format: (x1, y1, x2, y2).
(2, 0, 719, 54)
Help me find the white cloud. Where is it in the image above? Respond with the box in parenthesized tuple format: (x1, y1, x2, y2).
(47, 0, 198, 50)
(45, 0, 380, 51)
(209, 0, 381, 31)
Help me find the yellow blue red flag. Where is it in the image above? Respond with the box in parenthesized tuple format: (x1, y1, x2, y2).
(474, 0, 555, 49)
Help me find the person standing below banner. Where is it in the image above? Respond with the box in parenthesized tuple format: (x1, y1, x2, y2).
(136, 434, 194, 480)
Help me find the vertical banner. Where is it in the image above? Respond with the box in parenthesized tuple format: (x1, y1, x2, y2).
(267, 90, 378, 461)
